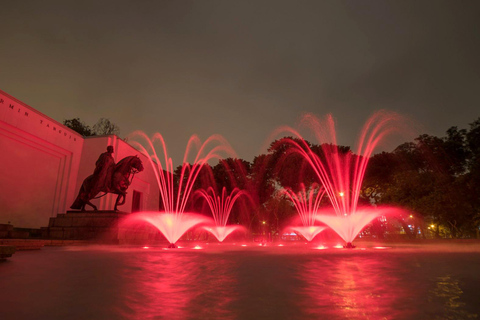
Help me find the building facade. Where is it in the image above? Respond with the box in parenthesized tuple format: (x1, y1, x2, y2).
(0, 89, 159, 228)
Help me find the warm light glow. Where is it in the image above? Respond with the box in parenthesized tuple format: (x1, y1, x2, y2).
(193, 246, 203, 250)
(278, 244, 284, 247)
(339, 192, 344, 197)
(143, 246, 150, 249)
(373, 246, 390, 250)
(409, 215, 413, 218)
(431, 224, 435, 228)
(315, 245, 326, 250)
(262, 221, 266, 225)
(241, 244, 247, 247)
(333, 244, 343, 249)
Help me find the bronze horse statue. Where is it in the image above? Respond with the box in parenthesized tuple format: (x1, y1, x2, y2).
(71, 155, 144, 211)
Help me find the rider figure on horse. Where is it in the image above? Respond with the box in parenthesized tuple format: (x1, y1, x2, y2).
(70, 145, 143, 212)
(89, 145, 116, 197)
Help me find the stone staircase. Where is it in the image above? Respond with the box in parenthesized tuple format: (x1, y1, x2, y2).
(41, 211, 158, 244)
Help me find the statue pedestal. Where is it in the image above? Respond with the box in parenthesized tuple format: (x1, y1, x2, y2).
(0, 245, 16, 260)
(42, 211, 158, 244)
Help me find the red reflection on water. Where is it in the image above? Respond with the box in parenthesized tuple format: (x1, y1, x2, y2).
(298, 255, 414, 319)
(116, 252, 237, 319)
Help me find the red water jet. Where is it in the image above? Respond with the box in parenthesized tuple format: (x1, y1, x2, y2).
(275, 111, 409, 246)
(197, 187, 246, 242)
(283, 184, 327, 241)
(126, 132, 236, 246)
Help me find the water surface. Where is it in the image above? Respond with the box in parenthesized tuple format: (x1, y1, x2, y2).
(1, 244, 479, 319)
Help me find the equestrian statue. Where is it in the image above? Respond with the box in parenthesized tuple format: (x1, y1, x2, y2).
(70, 146, 144, 211)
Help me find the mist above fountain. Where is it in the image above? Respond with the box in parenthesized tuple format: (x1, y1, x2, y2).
(125, 212, 211, 246)
(126, 131, 235, 247)
(197, 187, 246, 242)
(283, 184, 327, 241)
(276, 111, 408, 247)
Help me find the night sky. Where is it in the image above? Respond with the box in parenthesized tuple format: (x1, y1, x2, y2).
(1, 0, 479, 163)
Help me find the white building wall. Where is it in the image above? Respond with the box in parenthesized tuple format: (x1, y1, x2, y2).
(0, 89, 83, 228)
(0, 89, 160, 228)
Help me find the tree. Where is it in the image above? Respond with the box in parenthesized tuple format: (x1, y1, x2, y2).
(250, 154, 276, 206)
(364, 122, 480, 238)
(465, 118, 480, 236)
(266, 137, 346, 192)
(92, 118, 120, 136)
(63, 118, 94, 136)
(63, 117, 119, 137)
(212, 158, 251, 192)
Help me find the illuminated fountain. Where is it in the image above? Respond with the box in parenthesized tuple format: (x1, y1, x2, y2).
(283, 184, 327, 241)
(276, 111, 408, 248)
(197, 187, 246, 242)
(125, 132, 235, 248)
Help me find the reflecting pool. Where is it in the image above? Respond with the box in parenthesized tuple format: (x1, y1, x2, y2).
(1, 243, 479, 319)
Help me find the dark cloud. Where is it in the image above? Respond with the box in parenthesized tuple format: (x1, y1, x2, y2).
(1, 0, 479, 163)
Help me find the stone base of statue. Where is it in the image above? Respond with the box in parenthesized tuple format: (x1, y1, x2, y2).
(41, 211, 158, 244)
(0, 245, 16, 260)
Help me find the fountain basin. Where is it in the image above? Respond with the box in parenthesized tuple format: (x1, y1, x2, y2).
(2, 241, 480, 319)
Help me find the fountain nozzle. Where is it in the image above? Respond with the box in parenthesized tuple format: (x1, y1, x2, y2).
(344, 242, 356, 249)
